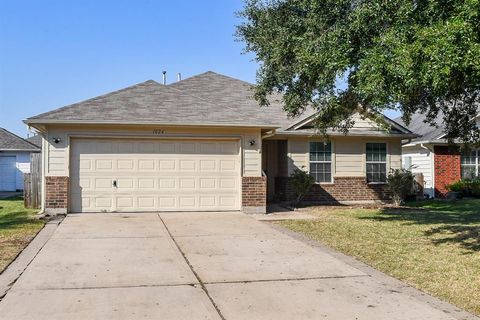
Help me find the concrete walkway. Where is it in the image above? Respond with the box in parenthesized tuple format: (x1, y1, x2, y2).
(0, 212, 476, 320)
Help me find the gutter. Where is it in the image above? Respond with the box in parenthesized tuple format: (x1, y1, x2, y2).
(23, 119, 280, 130)
(0, 149, 40, 152)
(273, 131, 418, 139)
(419, 143, 436, 199)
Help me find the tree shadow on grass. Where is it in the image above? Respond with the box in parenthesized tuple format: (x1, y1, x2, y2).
(0, 196, 38, 231)
(362, 200, 480, 253)
(0, 211, 38, 230)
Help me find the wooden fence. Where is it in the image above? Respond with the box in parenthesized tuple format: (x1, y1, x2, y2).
(24, 153, 42, 209)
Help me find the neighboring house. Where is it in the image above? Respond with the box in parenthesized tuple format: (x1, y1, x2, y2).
(24, 71, 415, 214)
(0, 128, 40, 191)
(26, 134, 42, 148)
(396, 111, 480, 198)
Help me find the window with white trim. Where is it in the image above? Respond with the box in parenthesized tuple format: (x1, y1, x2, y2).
(366, 143, 387, 183)
(461, 150, 479, 179)
(309, 142, 332, 183)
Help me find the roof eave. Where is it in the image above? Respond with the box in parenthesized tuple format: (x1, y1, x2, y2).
(24, 119, 281, 129)
(273, 131, 418, 138)
(0, 148, 40, 152)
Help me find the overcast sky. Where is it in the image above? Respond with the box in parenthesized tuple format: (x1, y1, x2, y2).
(0, 0, 400, 137)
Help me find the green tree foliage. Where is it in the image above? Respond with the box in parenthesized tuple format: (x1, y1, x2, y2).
(237, 0, 480, 143)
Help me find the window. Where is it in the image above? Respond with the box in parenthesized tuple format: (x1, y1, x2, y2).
(403, 156, 412, 170)
(366, 143, 387, 183)
(309, 142, 332, 183)
(461, 150, 479, 179)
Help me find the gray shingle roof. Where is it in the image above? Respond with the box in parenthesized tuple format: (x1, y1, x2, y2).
(0, 128, 40, 151)
(25, 71, 411, 137)
(395, 105, 480, 143)
(26, 135, 42, 147)
(26, 71, 307, 128)
(395, 113, 445, 143)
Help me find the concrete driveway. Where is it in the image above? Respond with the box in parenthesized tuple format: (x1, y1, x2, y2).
(0, 212, 475, 320)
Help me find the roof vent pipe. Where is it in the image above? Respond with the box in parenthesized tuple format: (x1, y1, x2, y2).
(177, 73, 181, 81)
(162, 71, 167, 85)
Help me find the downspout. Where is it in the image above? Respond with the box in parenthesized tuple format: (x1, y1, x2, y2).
(420, 143, 435, 198)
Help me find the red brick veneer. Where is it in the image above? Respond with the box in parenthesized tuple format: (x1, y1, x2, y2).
(276, 176, 389, 203)
(434, 146, 461, 198)
(242, 176, 266, 208)
(45, 176, 69, 210)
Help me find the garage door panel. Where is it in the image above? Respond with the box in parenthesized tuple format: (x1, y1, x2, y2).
(70, 138, 241, 212)
(117, 159, 134, 170)
(138, 178, 155, 189)
(179, 160, 195, 171)
(159, 196, 176, 209)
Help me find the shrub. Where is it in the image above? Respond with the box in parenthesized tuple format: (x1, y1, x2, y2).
(447, 178, 480, 197)
(290, 167, 315, 208)
(386, 169, 415, 206)
(446, 180, 466, 193)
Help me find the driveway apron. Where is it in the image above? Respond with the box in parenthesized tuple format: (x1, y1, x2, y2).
(0, 211, 474, 320)
(0, 213, 220, 320)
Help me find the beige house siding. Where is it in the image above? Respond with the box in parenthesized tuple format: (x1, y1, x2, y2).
(43, 125, 262, 178)
(287, 137, 403, 177)
(287, 138, 309, 174)
(349, 113, 380, 132)
(334, 139, 365, 177)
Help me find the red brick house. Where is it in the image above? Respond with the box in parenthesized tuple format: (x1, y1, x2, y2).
(397, 113, 479, 198)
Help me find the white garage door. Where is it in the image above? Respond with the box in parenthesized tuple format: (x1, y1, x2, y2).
(0, 156, 16, 191)
(70, 138, 241, 212)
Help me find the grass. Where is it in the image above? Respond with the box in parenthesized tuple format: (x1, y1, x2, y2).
(0, 196, 44, 273)
(278, 199, 480, 316)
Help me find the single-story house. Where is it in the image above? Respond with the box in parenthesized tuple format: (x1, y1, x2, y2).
(0, 127, 40, 191)
(25, 71, 415, 214)
(396, 111, 480, 198)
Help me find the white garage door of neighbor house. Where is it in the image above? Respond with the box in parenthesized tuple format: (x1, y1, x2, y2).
(70, 138, 242, 212)
(0, 156, 16, 191)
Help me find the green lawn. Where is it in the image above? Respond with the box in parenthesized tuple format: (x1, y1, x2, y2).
(278, 200, 480, 316)
(0, 197, 44, 273)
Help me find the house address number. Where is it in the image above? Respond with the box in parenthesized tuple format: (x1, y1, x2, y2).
(152, 129, 166, 135)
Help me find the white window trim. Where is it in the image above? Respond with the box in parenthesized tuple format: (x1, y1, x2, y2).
(365, 142, 388, 184)
(461, 149, 479, 178)
(309, 141, 334, 184)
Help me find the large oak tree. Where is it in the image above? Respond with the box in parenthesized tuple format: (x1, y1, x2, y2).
(237, 0, 480, 143)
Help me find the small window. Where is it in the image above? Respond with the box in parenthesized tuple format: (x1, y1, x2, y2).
(366, 143, 387, 183)
(309, 142, 332, 183)
(403, 156, 412, 170)
(461, 150, 479, 179)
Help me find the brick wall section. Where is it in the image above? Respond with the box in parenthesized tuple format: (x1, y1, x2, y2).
(242, 176, 266, 207)
(276, 176, 389, 203)
(45, 176, 69, 209)
(434, 146, 461, 198)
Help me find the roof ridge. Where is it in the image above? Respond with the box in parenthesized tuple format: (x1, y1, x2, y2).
(167, 71, 256, 115)
(27, 80, 161, 120)
(0, 127, 40, 149)
(169, 71, 255, 87)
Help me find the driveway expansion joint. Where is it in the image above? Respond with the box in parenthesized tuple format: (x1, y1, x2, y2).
(202, 274, 371, 285)
(14, 282, 201, 291)
(157, 214, 226, 320)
